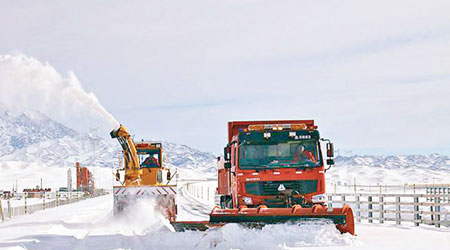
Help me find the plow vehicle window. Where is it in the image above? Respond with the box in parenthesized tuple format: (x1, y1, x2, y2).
(239, 139, 321, 169)
(140, 153, 160, 168)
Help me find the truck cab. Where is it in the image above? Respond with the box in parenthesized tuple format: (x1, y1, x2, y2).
(217, 120, 334, 209)
(135, 141, 166, 185)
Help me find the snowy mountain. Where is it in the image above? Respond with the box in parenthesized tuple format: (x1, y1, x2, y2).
(0, 105, 217, 172)
(0, 106, 217, 189)
(0, 105, 116, 167)
(163, 141, 217, 173)
(335, 155, 450, 172)
(0, 133, 117, 168)
(1, 104, 449, 187)
(0, 105, 77, 157)
(329, 155, 450, 186)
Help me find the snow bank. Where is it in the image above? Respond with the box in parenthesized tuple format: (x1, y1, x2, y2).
(2, 195, 449, 250)
(77, 214, 358, 249)
(0, 195, 358, 250)
(194, 223, 357, 249)
(77, 197, 358, 249)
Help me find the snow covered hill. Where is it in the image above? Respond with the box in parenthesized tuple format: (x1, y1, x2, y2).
(0, 104, 117, 167)
(335, 155, 450, 172)
(163, 141, 217, 174)
(0, 105, 77, 157)
(329, 155, 450, 186)
(0, 105, 217, 189)
(1, 104, 449, 190)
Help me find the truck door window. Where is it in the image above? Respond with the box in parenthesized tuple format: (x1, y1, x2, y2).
(140, 153, 160, 168)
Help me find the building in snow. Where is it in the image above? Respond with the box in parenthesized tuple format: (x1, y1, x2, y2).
(76, 162, 95, 194)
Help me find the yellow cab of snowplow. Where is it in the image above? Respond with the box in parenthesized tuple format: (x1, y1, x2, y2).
(135, 141, 167, 186)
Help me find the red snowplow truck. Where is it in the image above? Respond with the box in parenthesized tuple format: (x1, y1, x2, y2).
(172, 120, 354, 235)
(212, 120, 354, 234)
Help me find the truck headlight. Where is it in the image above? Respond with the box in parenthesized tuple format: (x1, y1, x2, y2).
(311, 194, 326, 203)
(243, 197, 253, 205)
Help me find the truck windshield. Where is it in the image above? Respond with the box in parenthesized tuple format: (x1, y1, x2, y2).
(239, 139, 321, 169)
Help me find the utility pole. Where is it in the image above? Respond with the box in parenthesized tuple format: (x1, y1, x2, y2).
(89, 127, 99, 166)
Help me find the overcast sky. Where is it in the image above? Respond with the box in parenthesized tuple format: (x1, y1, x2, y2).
(1, 0, 450, 155)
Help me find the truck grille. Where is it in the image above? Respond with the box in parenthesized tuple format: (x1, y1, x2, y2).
(245, 180, 317, 196)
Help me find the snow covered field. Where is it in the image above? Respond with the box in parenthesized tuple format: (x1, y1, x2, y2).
(0, 190, 449, 250)
(0, 55, 449, 249)
(1, 146, 449, 249)
(0, 161, 116, 191)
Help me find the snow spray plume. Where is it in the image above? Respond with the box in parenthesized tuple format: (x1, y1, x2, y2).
(195, 222, 358, 249)
(114, 198, 174, 235)
(0, 53, 119, 135)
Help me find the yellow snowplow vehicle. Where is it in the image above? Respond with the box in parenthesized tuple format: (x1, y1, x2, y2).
(111, 125, 177, 221)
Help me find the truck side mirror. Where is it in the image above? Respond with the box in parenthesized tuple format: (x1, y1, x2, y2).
(223, 146, 231, 169)
(157, 170, 162, 183)
(326, 143, 334, 158)
(321, 140, 335, 169)
(224, 147, 231, 161)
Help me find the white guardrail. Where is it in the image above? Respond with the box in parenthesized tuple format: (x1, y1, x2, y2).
(185, 181, 450, 228)
(0, 191, 108, 222)
(328, 192, 449, 228)
(185, 182, 217, 204)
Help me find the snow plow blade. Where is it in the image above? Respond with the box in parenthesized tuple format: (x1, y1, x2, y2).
(172, 204, 354, 235)
(210, 204, 354, 235)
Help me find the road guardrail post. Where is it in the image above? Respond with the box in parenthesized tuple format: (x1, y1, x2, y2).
(414, 195, 419, 226)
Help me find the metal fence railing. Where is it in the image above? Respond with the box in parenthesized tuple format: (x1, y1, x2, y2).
(0, 192, 108, 222)
(327, 182, 450, 195)
(185, 182, 216, 203)
(328, 192, 450, 228)
(185, 181, 450, 228)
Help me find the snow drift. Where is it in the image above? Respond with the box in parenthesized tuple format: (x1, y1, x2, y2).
(0, 195, 358, 250)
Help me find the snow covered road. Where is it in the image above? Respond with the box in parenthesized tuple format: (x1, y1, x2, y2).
(0, 192, 449, 250)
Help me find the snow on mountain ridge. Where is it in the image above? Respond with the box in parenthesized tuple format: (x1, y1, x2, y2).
(0, 106, 216, 172)
(163, 141, 216, 173)
(1, 131, 217, 172)
(0, 105, 77, 156)
(1, 105, 448, 180)
(331, 154, 450, 185)
(0, 133, 118, 168)
(335, 155, 450, 171)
